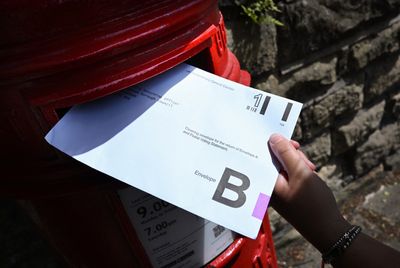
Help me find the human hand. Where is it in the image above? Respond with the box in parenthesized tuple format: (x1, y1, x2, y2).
(268, 134, 351, 253)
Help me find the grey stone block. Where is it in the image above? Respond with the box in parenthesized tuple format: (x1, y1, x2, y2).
(301, 82, 363, 138)
(355, 123, 400, 175)
(254, 56, 337, 98)
(391, 92, 400, 117)
(349, 21, 400, 70)
(277, 0, 400, 64)
(385, 152, 400, 171)
(302, 132, 331, 167)
(224, 10, 277, 75)
(334, 101, 386, 154)
(365, 54, 400, 102)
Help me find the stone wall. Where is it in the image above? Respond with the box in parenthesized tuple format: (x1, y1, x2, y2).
(221, 0, 400, 265)
(220, 0, 400, 186)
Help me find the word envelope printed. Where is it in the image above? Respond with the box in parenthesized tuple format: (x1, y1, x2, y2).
(46, 64, 302, 239)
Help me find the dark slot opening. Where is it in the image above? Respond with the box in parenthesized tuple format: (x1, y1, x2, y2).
(184, 48, 213, 73)
(55, 106, 72, 120)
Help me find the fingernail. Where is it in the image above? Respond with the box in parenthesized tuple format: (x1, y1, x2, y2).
(269, 133, 283, 145)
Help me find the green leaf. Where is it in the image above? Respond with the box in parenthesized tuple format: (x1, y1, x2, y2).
(239, 0, 283, 26)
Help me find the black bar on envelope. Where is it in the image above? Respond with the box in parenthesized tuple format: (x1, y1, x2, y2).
(260, 96, 271, 115)
(281, 103, 293, 122)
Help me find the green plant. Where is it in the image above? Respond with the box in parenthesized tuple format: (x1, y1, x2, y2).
(240, 0, 283, 26)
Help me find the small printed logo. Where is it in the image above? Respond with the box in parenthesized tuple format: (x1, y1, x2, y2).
(246, 94, 294, 124)
(246, 93, 262, 112)
(247, 93, 271, 115)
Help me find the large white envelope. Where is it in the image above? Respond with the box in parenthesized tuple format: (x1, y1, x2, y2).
(45, 64, 302, 238)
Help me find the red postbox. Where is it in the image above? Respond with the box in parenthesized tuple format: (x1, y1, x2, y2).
(0, 1, 278, 267)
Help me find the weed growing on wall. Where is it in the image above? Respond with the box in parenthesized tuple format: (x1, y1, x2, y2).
(239, 0, 283, 26)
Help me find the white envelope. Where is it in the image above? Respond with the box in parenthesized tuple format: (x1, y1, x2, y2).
(45, 64, 302, 239)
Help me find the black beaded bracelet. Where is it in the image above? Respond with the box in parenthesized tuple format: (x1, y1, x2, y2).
(321, 225, 362, 267)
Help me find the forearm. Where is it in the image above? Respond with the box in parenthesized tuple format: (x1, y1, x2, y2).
(301, 216, 351, 256)
(272, 174, 400, 267)
(268, 135, 400, 266)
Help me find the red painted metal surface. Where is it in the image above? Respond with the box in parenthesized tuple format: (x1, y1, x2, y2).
(208, 212, 278, 268)
(1, 1, 278, 267)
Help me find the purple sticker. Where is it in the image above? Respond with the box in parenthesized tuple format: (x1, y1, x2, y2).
(252, 193, 270, 220)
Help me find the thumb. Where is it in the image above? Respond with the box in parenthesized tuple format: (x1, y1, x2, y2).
(268, 134, 307, 178)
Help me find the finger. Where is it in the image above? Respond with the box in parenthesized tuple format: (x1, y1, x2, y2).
(271, 171, 290, 200)
(299, 150, 316, 171)
(290, 140, 300, 149)
(289, 140, 316, 170)
(269, 134, 309, 178)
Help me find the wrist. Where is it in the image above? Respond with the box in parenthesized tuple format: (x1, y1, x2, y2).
(308, 217, 352, 254)
(321, 225, 362, 265)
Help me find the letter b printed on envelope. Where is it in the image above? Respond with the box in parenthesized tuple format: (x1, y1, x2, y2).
(212, 167, 250, 208)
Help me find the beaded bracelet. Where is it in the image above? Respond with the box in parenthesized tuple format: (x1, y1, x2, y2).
(321, 225, 362, 267)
